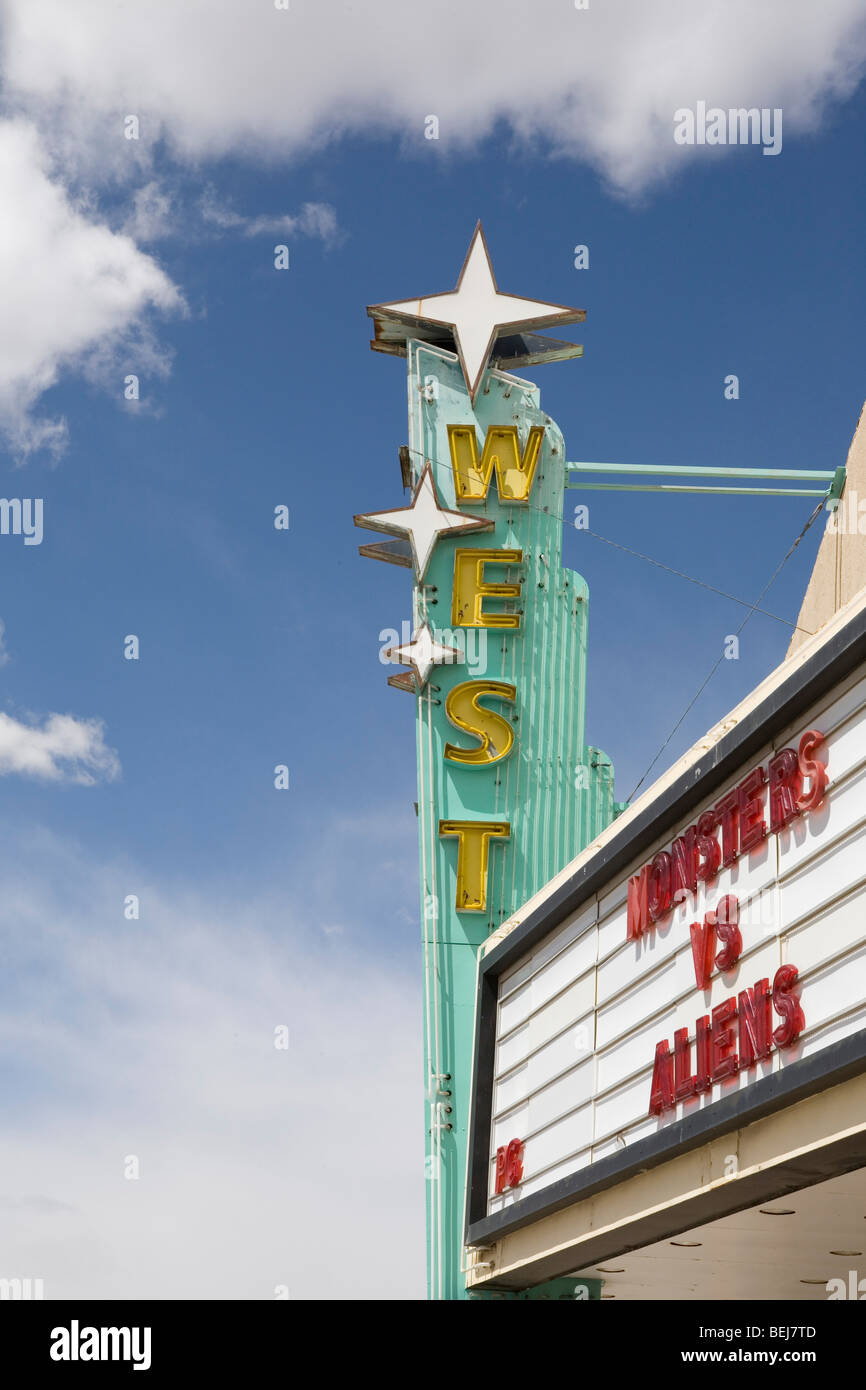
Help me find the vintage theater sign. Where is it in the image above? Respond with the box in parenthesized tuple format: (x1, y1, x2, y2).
(358, 223, 623, 1300)
(465, 604, 866, 1263)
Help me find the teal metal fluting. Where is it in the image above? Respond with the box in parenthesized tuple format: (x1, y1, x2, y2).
(402, 340, 624, 1299)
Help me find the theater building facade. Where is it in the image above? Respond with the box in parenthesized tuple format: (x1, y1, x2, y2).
(466, 489, 866, 1298)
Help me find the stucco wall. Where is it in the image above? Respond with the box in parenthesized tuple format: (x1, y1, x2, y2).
(788, 402, 866, 657)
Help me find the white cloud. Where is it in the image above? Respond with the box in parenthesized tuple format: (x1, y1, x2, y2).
(0, 1, 863, 453)
(0, 710, 120, 783)
(0, 831, 424, 1298)
(199, 190, 338, 241)
(124, 181, 339, 245)
(0, 120, 182, 459)
(2, 0, 865, 193)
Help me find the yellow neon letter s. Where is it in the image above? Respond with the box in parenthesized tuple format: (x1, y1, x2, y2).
(443, 681, 516, 767)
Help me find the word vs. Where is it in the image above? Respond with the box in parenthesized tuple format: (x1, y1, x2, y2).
(648, 893, 805, 1115)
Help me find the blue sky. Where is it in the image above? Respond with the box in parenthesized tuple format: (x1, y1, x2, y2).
(0, 0, 865, 1298)
(11, 93, 866, 884)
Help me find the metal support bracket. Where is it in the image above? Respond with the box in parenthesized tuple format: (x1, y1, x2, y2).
(566, 460, 843, 502)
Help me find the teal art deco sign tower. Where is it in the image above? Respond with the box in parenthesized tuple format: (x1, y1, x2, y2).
(357, 226, 624, 1299)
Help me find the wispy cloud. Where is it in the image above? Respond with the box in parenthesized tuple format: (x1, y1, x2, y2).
(120, 179, 176, 243)
(199, 190, 338, 242)
(0, 829, 423, 1298)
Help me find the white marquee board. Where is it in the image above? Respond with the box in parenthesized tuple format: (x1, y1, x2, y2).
(485, 663, 866, 1217)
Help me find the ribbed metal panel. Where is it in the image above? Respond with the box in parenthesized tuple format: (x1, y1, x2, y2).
(401, 340, 621, 1298)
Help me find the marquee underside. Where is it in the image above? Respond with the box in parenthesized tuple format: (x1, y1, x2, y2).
(571, 1163, 866, 1301)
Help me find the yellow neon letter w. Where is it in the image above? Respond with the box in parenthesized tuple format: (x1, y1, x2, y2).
(447, 424, 545, 503)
